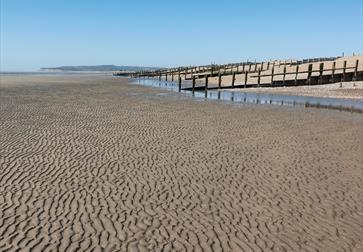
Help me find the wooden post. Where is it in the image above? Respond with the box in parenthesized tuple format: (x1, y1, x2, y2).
(282, 65, 286, 86)
(165, 73, 168, 81)
(331, 62, 336, 83)
(192, 75, 196, 92)
(178, 76, 182, 91)
(271, 66, 275, 87)
(261, 62, 264, 71)
(244, 72, 248, 88)
(294, 65, 299, 86)
(257, 70, 261, 87)
(242, 63, 245, 72)
(342, 60, 347, 82)
(267, 61, 270, 70)
(205, 75, 209, 91)
(254, 62, 258, 72)
(218, 72, 222, 88)
(319, 63, 324, 84)
(248, 64, 252, 72)
(232, 72, 236, 88)
(307, 64, 313, 85)
(354, 59, 359, 81)
(159, 73, 161, 81)
(172, 72, 174, 81)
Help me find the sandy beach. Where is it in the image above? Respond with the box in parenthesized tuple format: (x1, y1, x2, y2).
(1, 75, 363, 251)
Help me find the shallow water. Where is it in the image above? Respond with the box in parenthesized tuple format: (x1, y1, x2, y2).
(131, 78, 363, 113)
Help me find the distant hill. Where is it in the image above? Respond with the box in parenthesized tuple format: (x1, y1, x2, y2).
(40, 65, 162, 72)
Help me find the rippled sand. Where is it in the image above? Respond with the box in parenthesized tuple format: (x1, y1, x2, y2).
(1, 75, 363, 251)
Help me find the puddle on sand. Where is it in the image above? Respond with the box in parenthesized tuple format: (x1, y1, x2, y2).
(130, 78, 363, 113)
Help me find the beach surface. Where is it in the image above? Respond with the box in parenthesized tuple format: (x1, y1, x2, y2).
(1, 75, 363, 251)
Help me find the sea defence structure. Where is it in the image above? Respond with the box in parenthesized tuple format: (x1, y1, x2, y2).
(115, 55, 363, 91)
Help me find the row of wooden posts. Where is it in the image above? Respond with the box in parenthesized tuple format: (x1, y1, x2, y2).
(123, 58, 361, 92)
(168, 60, 361, 92)
(135, 59, 297, 79)
(131, 56, 341, 79)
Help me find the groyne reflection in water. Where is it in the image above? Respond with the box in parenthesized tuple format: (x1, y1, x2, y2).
(131, 78, 363, 113)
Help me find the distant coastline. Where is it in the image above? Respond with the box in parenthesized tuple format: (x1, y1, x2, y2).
(0, 71, 114, 76)
(40, 65, 163, 72)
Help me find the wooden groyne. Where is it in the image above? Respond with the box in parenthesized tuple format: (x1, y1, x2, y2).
(114, 55, 363, 91)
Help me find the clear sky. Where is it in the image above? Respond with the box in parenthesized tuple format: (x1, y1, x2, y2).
(1, 0, 362, 71)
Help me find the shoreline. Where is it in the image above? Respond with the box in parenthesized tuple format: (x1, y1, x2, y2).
(132, 76, 363, 101)
(131, 77, 363, 113)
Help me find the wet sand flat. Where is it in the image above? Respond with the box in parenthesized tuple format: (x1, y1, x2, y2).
(1, 75, 363, 251)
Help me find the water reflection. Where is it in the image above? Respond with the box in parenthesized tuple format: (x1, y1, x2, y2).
(131, 78, 363, 113)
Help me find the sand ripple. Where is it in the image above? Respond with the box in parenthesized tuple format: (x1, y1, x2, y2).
(1, 75, 363, 251)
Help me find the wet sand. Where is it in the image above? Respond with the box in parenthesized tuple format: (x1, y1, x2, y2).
(1, 75, 363, 251)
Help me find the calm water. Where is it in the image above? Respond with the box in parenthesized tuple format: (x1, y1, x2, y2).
(131, 78, 363, 113)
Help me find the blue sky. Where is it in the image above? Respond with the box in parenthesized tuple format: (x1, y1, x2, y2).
(1, 0, 362, 71)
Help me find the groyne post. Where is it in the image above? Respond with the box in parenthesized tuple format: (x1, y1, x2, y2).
(342, 60, 347, 82)
(331, 62, 336, 83)
(319, 63, 324, 84)
(232, 72, 236, 88)
(271, 66, 275, 87)
(205, 75, 209, 91)
(192, 75, 196, 92)
(354, 59, 359, 81)
(307, 64, 313, 85)
(295, 65, 299, 86)
(283, 66, 287, 86)
(244, 72, 248, 88)
(218, 71, 222, 88)
(178, 76, 182, 92)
